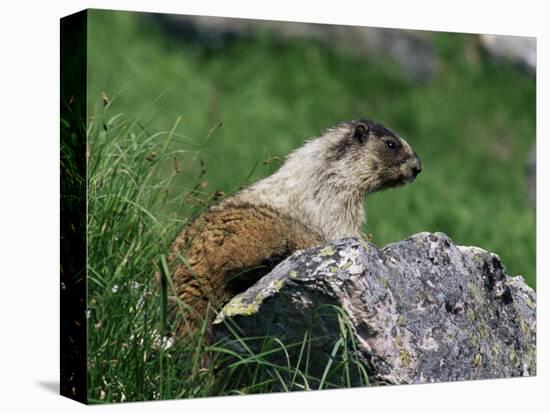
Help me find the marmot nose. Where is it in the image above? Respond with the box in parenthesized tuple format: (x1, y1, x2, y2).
(411, 156, 422, 177)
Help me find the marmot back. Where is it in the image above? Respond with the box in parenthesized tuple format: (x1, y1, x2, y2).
(165, 118, 422, 337)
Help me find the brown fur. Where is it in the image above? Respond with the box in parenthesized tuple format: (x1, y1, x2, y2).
(166, 202, 324, 336)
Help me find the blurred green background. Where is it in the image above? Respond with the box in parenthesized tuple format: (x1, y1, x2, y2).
(87, 9, 536, 288)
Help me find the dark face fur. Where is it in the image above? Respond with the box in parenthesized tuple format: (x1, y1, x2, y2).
(330, 119, 422, 194)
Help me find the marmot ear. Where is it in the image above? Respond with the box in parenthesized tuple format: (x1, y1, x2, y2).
(353, 123, 369, 143)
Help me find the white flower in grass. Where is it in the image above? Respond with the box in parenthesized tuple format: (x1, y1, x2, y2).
(151, 329, 175, 350)
(111, 284, 119, 293)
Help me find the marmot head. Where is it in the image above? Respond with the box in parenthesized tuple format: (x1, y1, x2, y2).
(325, 119, 422, 194)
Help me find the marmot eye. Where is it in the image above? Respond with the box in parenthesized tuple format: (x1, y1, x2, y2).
(385, 141, 398, 152)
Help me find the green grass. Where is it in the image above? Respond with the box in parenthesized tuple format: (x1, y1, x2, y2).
(84, 9, 536, 402)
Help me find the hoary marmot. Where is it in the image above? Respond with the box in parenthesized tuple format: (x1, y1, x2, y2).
(165, 119, 422, 336)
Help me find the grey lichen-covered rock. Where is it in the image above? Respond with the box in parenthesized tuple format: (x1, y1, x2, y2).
(213, 233, 536, 385)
